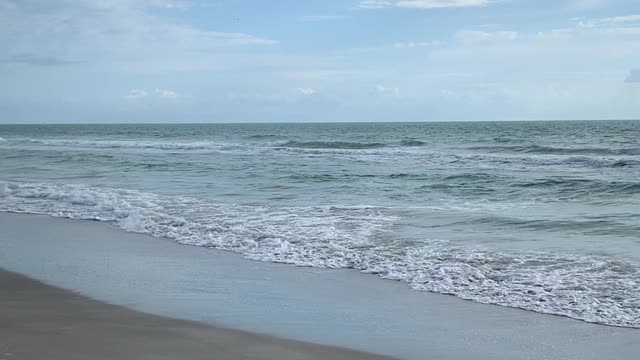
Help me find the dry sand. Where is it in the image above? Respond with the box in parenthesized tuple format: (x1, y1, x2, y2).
(0, 269, 394, 360)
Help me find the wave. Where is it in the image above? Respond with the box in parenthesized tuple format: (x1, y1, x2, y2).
(272, 145, 639, 169)
(512, 178, 640, 197)
(2, 138, 251, 152)
(244, 134, 285, 140)
(459, 153, 640, 169)
(368, 244, 640, 329)
(4, 137, 422, 152)
(269, 146, 638, 169)
(4, 137, 639, 169)
(399, 139, 427, 147)
(469, 145, 640, 156)
(280, 139, 426, 149)
(278, 141, 388, 149)
(459, 215, 640, 237)
(1, 180, 639, 329)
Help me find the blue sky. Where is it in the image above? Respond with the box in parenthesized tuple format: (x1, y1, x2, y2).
(1, 0, 639, 123)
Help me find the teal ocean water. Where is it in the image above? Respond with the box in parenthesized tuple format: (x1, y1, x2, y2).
(1, 121, 639, 327)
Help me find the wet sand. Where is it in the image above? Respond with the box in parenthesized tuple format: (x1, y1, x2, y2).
(0, 269, 393, 360)
(1, 213, 639, 360)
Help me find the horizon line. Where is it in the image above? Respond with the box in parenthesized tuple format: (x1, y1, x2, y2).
(1, 119, 639, 125)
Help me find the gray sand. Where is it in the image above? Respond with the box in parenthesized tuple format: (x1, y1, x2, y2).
(0, 269, 393, 360)
(1, 213, 639, 359)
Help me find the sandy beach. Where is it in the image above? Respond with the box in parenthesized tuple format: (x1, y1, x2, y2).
(0, 268, 393, 360)
(2, 0, 640, 357)
(1, 212, 639, 360)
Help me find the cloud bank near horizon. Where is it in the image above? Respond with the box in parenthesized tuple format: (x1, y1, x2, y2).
(0, 0, 639, 123)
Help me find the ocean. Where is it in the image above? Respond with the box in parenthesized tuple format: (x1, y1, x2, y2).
(1, 121, 639, 328)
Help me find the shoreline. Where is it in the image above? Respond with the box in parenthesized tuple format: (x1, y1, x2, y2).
(0, 268, 394, 360)
(1, 212, 639, 359)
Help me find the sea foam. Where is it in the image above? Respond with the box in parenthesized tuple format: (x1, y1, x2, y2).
(1, 180, 639, 329)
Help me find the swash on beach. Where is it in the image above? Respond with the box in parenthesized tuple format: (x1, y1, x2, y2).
(1, 121, 639, 328)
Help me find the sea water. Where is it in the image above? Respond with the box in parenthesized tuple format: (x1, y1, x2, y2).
(1, 121, 639, 327)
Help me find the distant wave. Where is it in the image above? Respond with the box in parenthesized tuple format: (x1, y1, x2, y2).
(2, 138, 249, 152)
(459, 215, 640, 236)
(469, 145, 640, 156)
(399, 139, 427, 147)
(2, 180, 639, 329)
(279, 139, 427, 149)
(4, 137, 428, 151)
(244, 134, 285, 140)
(278, 141, 388, 149)
(513, 178, 640, 194)
(4, 137, 639, 169)
(459, 153, 640, 169)
(274, 144, 639, 169)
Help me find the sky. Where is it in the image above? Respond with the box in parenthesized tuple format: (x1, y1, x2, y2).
(1, 0, 639, 123)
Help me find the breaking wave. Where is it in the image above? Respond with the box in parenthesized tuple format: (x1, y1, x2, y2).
(278, 141, 388, 149)
(1, 180, 639, 329)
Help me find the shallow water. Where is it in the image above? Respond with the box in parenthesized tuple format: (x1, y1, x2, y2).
(1, 121, 639, 327)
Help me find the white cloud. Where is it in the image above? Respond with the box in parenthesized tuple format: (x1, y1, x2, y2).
(299, 15, 346, 22)
(626, 69, 640, 83)
(566, 0, 610, 10)
(126, 88, 182, 100)
(3, 0, 639, 122)
(439, 89, 457, 100)
(396, 0, 489, 8)
(0, 0, 276, 72)
(3, 0, 196, 12)
(393, 41, 442, 48)
(126, 89, 149, 100)
(359, 0, 489, 9)
(455, 30, 518, 42)
(436, 84, 517, 106)
(534, 28, 575, 40)
(358, 0, 393, 9)
(599, 27, 640, 36)
(154, 88, 179, 98)
(571, 14, 640, 38)
(0, 0, 16, 9)
(76, 0, 196, 11)
(298, 87, 317, 95)
(2, 53, 86, 66)
(144, 0, 194, 10)
(578, 14, 640, 28)
(375, 84, 400, 96)
(601, 15, 640, 24)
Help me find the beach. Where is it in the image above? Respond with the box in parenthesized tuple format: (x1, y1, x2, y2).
(0, 268, 393, 360)
(2, 0, 640, 357)
(1, 212, 639, 359)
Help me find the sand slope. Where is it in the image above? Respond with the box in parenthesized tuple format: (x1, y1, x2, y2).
(0, 270, 393, 360)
